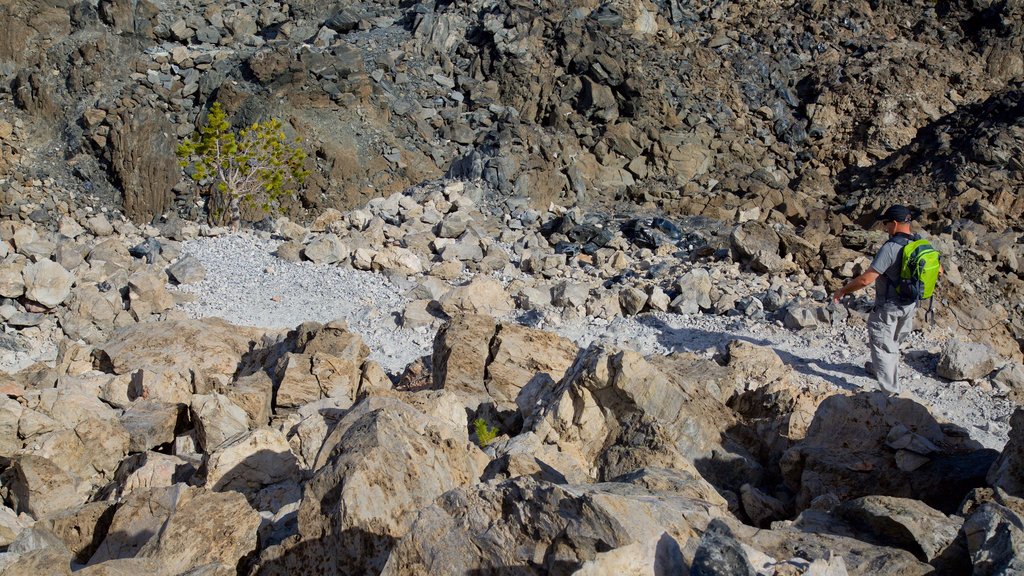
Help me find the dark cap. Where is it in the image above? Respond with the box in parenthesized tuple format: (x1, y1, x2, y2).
(877, 205, 913, 223)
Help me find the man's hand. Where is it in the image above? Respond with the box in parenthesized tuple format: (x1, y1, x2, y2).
(831, 290, 844, 304)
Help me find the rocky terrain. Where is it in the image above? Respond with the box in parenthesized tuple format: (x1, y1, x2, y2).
(1, 0, 1024, 574)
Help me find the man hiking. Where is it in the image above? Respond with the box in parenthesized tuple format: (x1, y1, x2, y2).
(831, 205, 937, 395)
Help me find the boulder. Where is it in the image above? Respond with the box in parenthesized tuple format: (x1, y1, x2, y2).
(372, 246, 423, 276)
(126, 269, 174, 317)
(671, 269, 712, 314)
(780, 393, 998, 513)
(96, 318, 264, 381)
(39, 501, 116, 564)
(134, 488, 260, 573)
(836, 496, 963, 564)
(86, 215, 114, 237)
(22, 260, 74, 308)
(438, 277, 514, 316)
(262, 397, 486, 575)
(104, 451, 193, 500)
(201, 427, 299, 495)
(120, 400, 186, 453)
(191, 393, 251, 452)
(431, 314, 497, 397)
(962, 499, 1024, 575)
(987, 408, 1024, 498)
(380, 476, 717, 576)
(784, 304, 818, 330)
(731, 221, 781, 261)
(1, 454, 90, 519)
(937, 338, 998, 381)
(485, 323, 578, 406)
(618, 286, 648, 315)
(165, 256, 206, 285)
(303, 234, 349, 265)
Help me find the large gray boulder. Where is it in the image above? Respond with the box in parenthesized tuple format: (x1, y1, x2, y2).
(836, 496, 964, 565)
(937, 338, 999, 381)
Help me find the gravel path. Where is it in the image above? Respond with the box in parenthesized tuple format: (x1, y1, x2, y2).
(172, 233, 1015, 450)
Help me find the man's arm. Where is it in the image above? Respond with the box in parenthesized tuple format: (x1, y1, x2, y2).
(832, 269, 880, 303)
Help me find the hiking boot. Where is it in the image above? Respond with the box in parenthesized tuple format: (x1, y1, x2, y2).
(864, 361, 876, 377)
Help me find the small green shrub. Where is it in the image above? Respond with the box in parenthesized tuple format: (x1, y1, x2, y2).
(473, 417, 499, 447)
(176, 102, 308, 230)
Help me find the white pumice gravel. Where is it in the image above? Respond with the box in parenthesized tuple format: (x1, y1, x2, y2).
(171, 232, 1014, 451)
(172, 234, 430, 374)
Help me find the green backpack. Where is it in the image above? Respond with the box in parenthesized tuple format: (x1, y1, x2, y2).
(894, 236, 941, 305)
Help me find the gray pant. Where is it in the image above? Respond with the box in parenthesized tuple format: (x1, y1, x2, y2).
(867, 302, 916, 394)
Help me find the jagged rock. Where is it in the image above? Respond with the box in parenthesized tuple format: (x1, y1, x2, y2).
(120, 400, 186, 453)
(431, 314, 496, 398)
(485, 323, 578, 406)
(222, 371, 273, 428)
(671, 269, 712, 314)
(261, 397, 486, 575)
(551, 280, 590, 309)
(380, 476, 716, 576)
(0, 454, 91, 519)
(784, 304, 818, 330)
(104, 451, 193, 500)
(988, 408, 1024, 498)
(201, 427, 299, 495)
(937, 338, 998, 381)
(88, 485, 186, 563)
(39, 501, 115, 564)
(22, 260, 74, 308)
(780, 393, 998, 513)
(191, 393, 250, 452)
(962, 499, 1024, 575)
(731, 221, 781, 262)
(96, 318, 264, 382)
(836, 496, 963, 564)
(165, 256, 205, 285)
(741, 484, 790, 527)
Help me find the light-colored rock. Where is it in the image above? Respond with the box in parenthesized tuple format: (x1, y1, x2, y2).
(202, 427, 299, 494)
(373, 246, 422, 275)
(439, 276, 514, 316)
(126, 269, 174, 317)
(191, 393, 250, 452)
(962, 500, 1024, 575)
(0, 262, 25, 299)
(0, 454, 90, 519)
(618, 286, 648, 315)
(937, 338, 998, 381)
(120, 400, 185, 453)
(97, 318, 264, 380)
(486, 323, 578, 406)
(86, 215, 114, 237)
(672, 269, 712, 314)
(22, 260, 74, 308)
(276, 397, 487, 574)
(303, 234, 349, 265)
(166, 256, 206, 285)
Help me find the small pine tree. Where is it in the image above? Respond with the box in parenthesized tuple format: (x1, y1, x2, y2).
(177, 102, 308, 230)
(473, 417, 499, 447)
